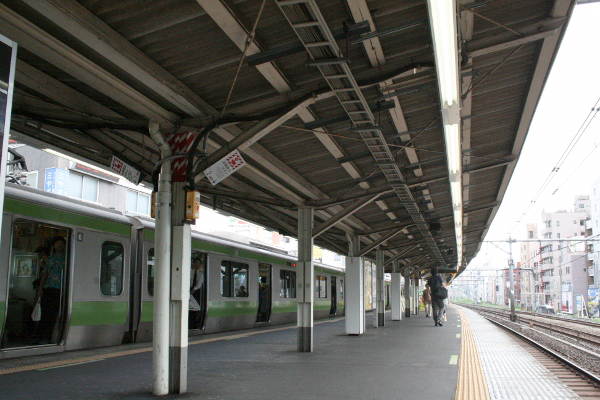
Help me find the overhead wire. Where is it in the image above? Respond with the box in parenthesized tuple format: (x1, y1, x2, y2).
(507, 97, 600, 236)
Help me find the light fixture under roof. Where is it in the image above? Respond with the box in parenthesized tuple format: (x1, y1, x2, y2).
(427, 0, 462, 268)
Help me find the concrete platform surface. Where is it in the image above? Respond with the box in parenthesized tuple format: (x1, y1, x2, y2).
(458, 306, 579, 399)
(0, 309, 461, 399)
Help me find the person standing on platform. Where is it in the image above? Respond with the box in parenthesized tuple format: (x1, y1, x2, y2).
(427, 268, 446, 327)
(37, 236, 66, 343)
(189, 257, 205, 329)
(422, 284, 432, 318)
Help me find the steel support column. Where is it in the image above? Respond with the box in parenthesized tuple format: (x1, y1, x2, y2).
(297, 207, 314, 352)
(376, 249, 385, 327)
(345, 234, 364, 335)
(169, 182, 191, 393)
(150, 123, 171, 396)
(404, 266, 411, 317)
(391, 260, 402, 321)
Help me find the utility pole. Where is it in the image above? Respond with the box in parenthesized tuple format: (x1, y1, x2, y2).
(508, 237, 516, 322)
(558, 240, 564, 313)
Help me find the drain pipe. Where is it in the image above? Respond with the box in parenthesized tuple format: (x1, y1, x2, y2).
(150, 121, 171, 396)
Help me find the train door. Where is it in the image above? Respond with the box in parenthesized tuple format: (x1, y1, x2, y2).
(189, 251, 207, 330)
(330, 276, 337, 316)
(1, 219, 70, 348)
(256, 263, 271, 323)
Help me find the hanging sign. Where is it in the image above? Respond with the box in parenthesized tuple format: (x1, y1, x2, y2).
(110, 156, 140, 184)
(204, 149, 246, 186)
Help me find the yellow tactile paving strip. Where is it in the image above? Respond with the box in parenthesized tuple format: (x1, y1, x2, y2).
(0, 317, 344, 375)
(454, 306, 490, 400)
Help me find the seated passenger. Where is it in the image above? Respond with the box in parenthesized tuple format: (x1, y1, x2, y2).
(237, 285, 247, 297)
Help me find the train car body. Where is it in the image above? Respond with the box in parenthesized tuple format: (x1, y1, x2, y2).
(0, 184, 346, 359)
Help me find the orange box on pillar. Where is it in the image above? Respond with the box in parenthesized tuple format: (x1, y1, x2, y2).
(186, 190, 201, 221)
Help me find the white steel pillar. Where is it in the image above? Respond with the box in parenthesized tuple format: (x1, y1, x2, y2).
(297, 207, 314, 351)
(376, 249, 385, 327)
(404, 267, 411, 317)
(391, 260, 402, 321)
(345, 234, 364, 335)
(169, 182, 191, 393)
(414, 279, 419, 315)
(151, 123, 171, 396)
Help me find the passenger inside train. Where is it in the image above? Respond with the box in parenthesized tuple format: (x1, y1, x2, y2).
(3, 220, 69, 348)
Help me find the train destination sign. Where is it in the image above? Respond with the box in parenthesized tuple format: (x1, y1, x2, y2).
(204, 149, 246, 186)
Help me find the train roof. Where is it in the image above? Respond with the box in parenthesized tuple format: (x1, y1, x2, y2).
(129, 215, 345, 274)
(4, 183, 132, 228)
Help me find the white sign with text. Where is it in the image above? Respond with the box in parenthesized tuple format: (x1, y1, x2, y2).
(204, 149, 246, 186)
(110, 156, 141, 185)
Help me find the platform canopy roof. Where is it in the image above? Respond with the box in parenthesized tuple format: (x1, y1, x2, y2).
(2, 0, 575, 275)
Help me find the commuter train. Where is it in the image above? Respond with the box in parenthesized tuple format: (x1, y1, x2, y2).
(0, 184, 391, 359)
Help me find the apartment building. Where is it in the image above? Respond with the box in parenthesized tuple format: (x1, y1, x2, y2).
(538, 197, 590, 313)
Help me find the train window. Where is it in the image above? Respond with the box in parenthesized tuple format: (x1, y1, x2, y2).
(221, 261, 249, 298)
(147, 248, 154, 296)
(315, 275, 327, 298)
(100, 242, 124, 296)
(279, 270, 296, 298)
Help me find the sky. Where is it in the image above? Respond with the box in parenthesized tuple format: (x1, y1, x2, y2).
(465, 2, 600, 271)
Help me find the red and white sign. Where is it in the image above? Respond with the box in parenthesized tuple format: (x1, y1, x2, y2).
(110, 156, 140, 184)
(167, 131, 195, 182)
(204, 149, 246, 186)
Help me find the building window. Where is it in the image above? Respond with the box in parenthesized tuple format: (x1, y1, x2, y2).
(573, 220, 576, 224)
(528, 231, 534, 239)
(556, 221, 560, 227)
(126, 190, 150, 216)
(580, 219, 585, 226)
(221, 261, 249, 297)
(579, 203, 585, 208)
(100, 241, 124, 296)
(315, 275, 327, 298)
(557, 233, 560, 238)
(566, 267, 571, 274)
(280, 269, 296, 298)
(68, 172, 98, 202)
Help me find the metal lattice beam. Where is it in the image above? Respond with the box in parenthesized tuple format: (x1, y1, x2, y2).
(276, 0, 445, 266)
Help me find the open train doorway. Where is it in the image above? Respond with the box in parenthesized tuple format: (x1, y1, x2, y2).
(1, 220, 70, 349)
(256, 263, 271, 323)
(189, 251, 207, 330)
(330, 276, 337, 316)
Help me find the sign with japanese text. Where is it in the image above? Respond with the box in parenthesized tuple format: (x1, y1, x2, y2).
(44, 168, 69, 196)
(71, 162, 119, 183)
(110, 156, 140, 185)
(204, 149, 246, 186)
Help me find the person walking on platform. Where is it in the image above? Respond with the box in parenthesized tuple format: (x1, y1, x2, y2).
(427, 268, 447, 327)
(422, 284, 432, 318)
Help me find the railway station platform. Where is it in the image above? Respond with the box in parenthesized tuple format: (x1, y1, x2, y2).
(0, 305, 584, 399)
(0, 309, 460, 399)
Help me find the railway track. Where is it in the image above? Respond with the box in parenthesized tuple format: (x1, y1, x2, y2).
(465, 305, 600, 347)
(484, 316, 600, 398)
